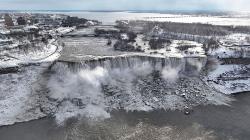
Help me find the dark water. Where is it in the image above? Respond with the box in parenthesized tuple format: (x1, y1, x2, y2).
(0, 92, 250, 140)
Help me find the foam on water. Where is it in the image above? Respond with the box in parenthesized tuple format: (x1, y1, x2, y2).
(63, 121, 217, 140)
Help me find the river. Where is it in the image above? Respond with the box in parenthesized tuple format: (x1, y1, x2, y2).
(0, 91, 249, 140)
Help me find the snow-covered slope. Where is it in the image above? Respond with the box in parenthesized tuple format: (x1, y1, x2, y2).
(204, 64, 250, 94)
(0, 65, 49, 126)
(0, 39, 62, 69)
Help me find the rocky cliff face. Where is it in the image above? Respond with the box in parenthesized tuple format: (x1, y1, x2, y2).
(34, 55, 231, 124)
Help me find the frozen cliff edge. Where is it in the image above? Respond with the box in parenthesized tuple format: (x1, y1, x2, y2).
(0, 54, 244, 126)
(0, 39, 64, 126)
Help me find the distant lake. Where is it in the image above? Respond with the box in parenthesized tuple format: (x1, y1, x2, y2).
(38, 11, 250, 26)
(51, 11, 182, 25)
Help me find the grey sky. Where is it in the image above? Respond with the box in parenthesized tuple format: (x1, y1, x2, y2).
(0, 0, 249, 11)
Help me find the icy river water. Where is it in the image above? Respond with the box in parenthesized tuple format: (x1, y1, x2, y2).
(0, 91, 249, 140)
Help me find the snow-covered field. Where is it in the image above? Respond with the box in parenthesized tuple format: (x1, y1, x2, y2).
(219, 34, 250, 47)
(206, 34, 250, 58)
(134, 35, 206, 58)
(210, 46, 250, 58)
(59, 35, 206, 63)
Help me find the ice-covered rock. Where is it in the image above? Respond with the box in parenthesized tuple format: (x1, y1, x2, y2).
(43, 56, 230, 124)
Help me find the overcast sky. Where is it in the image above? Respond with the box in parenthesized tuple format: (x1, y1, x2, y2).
(0, 0, 249, 11)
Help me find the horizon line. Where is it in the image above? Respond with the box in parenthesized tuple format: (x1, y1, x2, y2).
(0, 9, 244, 13)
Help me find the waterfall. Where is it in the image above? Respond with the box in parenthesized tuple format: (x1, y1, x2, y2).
(55, 55, 207, 75)
(45, 55, 232, 125)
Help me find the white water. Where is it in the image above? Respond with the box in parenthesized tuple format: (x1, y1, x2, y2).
(0, 55, 233, 126)
(46, 56, 231, 124)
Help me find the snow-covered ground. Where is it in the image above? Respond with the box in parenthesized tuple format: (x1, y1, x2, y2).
(0, 64, 50, 126)
(209, 46, 250, 58)
(0, 26, 75, 70)
(205, 64, 250, 94)
(0, 28, 10, 34)
(0, 26, 67, 126)
(208, 34, 250, 58)
(133, 35, 206, 58)
(219, 34, 250, 47)
(0, 39, 62, 69)
(0, 37, 64, 126)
